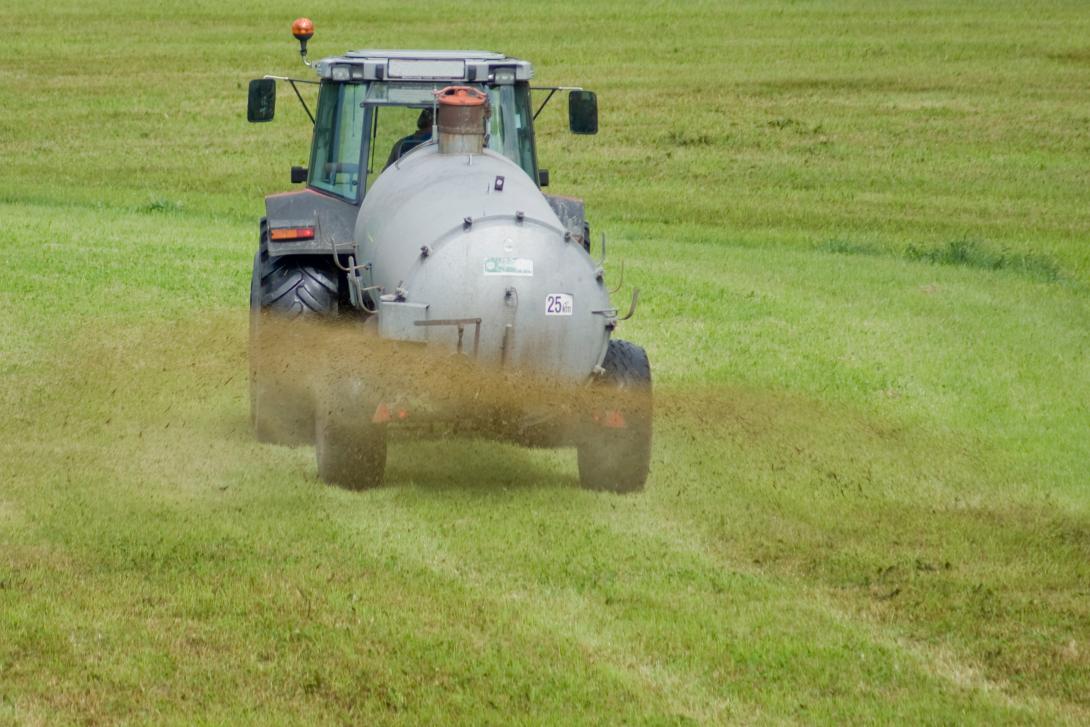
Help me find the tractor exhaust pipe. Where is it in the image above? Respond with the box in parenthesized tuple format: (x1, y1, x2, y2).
(436, 86, 489, 155)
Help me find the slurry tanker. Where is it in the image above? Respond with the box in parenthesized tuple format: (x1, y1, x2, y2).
(247, 19, 651, 492)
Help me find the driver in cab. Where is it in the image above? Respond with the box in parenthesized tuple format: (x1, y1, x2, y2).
(384, 108, 433, 169)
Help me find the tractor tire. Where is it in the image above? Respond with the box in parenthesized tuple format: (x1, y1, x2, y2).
(249, 219, 340, 445)
(577, 339, 653, 493)
(314, 378, 387, 490)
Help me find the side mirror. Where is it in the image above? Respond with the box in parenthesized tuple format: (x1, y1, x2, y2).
(538, 169, 550, 187)
(247, 79, 276, 122)
(568, 90, 598, 135)
(291, 166, 308, 184)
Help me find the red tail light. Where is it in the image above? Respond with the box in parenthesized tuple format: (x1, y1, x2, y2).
(592, 410, 627, 429)
(603, 410, 626, 429)
(372, 403, 391, 424)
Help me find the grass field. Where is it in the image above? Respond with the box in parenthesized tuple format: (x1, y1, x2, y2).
(2, 0, 1089, 723)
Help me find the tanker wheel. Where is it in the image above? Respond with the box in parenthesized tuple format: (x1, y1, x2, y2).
(577, 339, 653, 493)
(314, 379, 387, 490)
(250, 218, 340, 445)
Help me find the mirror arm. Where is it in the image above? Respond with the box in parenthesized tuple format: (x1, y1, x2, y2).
(263, 75, 318, 125)
(530, 85, 582, 121)
(288, 80, 315, 124)
(532, 88, 558, 121)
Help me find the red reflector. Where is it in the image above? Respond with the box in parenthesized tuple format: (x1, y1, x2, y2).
(603, 410, 626, 429)
(372, 403, 391, 424)
(269, 226, 315, 241)
(397, 408, 409, 420)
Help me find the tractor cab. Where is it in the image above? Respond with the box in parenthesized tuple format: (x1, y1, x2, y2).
(307, 54, 538, 203)
(249, 46, 599, 206)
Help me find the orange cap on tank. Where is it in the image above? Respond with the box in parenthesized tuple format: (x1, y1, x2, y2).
(436, 86, 488, 107)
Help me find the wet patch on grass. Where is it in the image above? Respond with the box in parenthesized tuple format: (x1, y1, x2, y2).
(820, 238, 1065, 283)
(136, 197, 186, 215)
(905, 240, 1063, 282)
(1048, 48, 1090, 65)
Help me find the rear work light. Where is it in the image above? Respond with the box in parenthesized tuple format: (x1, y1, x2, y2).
(269, 227, 315, 242)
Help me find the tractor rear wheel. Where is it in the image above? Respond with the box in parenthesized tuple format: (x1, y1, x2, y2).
(250, 219, 340, 445)
(577, 339, 653, 493)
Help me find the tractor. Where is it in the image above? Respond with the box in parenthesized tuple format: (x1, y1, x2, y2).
(247, 18, 651, 492)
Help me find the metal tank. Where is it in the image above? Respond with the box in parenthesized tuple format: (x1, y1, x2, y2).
(355, 87, 611, 380)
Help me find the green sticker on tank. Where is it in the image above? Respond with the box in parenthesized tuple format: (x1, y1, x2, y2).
(483, 257, 534, 276)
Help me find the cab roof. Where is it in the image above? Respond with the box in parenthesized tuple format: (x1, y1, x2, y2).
(345, 49, 506, 60)
(314, 50, 533, 83)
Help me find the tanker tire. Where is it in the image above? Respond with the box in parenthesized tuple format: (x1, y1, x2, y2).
(315, 383, 387, 491)
(577, 339, 653, 493)
(250, 218, 340, 445)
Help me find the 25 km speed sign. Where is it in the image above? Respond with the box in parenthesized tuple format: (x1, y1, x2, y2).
(545, 293, 574, 316)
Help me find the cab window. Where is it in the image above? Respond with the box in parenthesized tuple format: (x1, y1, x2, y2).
(366, 105, 433, 190)
(486, 84, 537, 181)
(359, 82, 539, 183)
(309, 82, 370, 200)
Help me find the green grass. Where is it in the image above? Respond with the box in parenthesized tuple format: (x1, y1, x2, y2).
(2, 0, 1090, 723)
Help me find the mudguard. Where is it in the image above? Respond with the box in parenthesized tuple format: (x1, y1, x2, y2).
(263, 188, 359, 257)
(545, 194, 588, 247)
